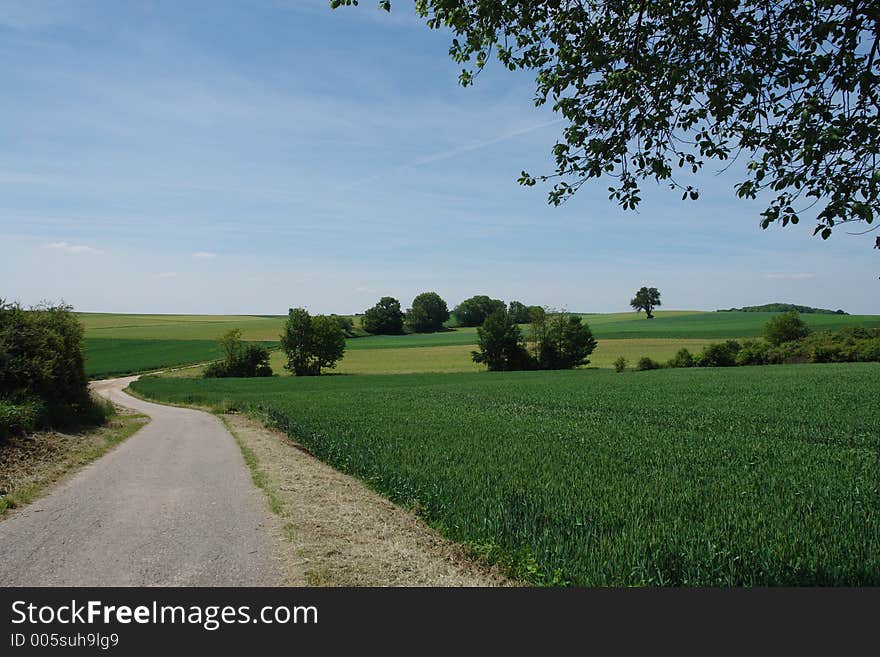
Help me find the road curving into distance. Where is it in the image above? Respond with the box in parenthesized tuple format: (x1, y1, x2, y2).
(0, 376, 280, 586)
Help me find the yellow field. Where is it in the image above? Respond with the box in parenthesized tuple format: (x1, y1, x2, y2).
(588, 338, 718, 368)
(256, 338, 718, 376)
(80, 313, 288, 341)
(270, 345, 481, 375)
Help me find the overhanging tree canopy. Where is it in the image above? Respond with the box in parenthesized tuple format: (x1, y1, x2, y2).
(333, 0, 880, 246)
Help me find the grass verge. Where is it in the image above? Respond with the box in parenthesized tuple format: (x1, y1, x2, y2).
(0, 409, 148, 517)
(219, 415, 288, 520)
(217, 410, 507, 586)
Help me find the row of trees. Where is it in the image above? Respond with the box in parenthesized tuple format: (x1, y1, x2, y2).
(624, 312, 879, 371)
(454, 296, 543, 327)
(362, 293, 545, 335)
(210, 285, 663, 377)
(363, 287, 662, 335)
(472, 308, 597, 371)
(362, 293, 450, 335)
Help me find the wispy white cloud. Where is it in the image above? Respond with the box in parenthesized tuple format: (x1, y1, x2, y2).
(192, 251, 217, 259)
(410, 119, 565, 168)
(340, 118, 564, 191)
(765, 273, 816, 280)
(154, 271, 178, 279)
(44, 241, 102, 254)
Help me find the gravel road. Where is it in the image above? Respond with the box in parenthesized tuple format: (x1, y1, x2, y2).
(0, 377, 280, 586)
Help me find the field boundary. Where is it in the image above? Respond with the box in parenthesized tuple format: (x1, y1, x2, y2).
(218, 411, 512, 586)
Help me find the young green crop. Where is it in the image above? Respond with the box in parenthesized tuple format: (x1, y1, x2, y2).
(132, 363, 880, 586)
(84, 338, 223, 378)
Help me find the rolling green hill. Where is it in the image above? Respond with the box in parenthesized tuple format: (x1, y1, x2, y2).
(79, 313, 286, 341)
(84, 338, 224, 378)
(718, 303, 846, 314)
(80, 310, 880, 376)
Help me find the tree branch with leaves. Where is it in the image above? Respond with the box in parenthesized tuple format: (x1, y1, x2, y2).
(333, 0, 880, 249)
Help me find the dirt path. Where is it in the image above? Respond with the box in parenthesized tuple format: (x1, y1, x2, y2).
(0, 377, 280, 586)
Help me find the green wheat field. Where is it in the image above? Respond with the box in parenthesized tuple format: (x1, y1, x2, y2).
(131, 363, 880, 586)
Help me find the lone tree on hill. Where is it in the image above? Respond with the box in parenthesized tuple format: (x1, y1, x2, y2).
(333, 1, 880, 251)
(363, 296, 405, 335)
(280, 308, 345, 376)
(406, 292, 450, 333)
(631, 287, 661, 319)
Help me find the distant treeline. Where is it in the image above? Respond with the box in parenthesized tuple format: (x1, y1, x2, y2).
(627, 312, 879, 372)
(718, 303, 847, 315)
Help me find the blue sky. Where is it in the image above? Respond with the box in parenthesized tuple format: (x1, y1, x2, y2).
(1, 0, 877, 315)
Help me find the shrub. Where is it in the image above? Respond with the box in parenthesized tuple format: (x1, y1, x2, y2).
(406, 292, 450, 333)
(763, 311, 811, 346)
(0, 300, 104, 432)
(699, 340, 742, 367)
(809, 342, 843, 363)
(0, 397, 46, 440)
(799, 328, 880, 363)
(472, 309, 533, 371)
(734, 340, 773, 366)
(853, 339, 880, 361)
(79, 395, 116, 426)
(363, 297, 405, 335)
(203, 361, 228, 378)
(204, 329, 273, 378)
(667, 348, 695, 368)
(613, 356, 628, 373)
(635, 356, 661, 371)
(0, 302, 89, 410)
(529, 313, 597, 370)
